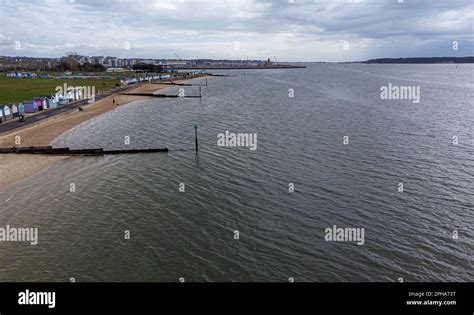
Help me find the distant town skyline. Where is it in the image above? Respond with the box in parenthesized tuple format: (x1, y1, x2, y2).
(0, 0, 473, 62)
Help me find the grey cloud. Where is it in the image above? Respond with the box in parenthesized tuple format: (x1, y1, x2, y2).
(0, 0, 472, 61)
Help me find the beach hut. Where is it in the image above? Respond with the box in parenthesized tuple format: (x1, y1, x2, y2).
(40, 97, 47, 110)
(23, 100, 38, 113)
(18, 103, 25, 114)
(51, 97, 57, 107)
(75, 87, 82, 100)
(0, 108, 4, 124)
(11, 104, 19, 117)
(36, 98, 43, 111)
(46, 97, 54, 109)
(50, 99, 58, 109)
(41, 97, 49, 110)
(58, 97, 65, 105)
(49, 95, 58, 108)
(68, 89, 74, 101)
(65, 87, 80, 102)
(3, 105, 12, 120)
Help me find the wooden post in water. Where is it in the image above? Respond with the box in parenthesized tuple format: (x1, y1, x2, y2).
(194, 124, 198, 152)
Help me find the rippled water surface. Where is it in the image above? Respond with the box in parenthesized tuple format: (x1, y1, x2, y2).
(1, 64, 473, 281)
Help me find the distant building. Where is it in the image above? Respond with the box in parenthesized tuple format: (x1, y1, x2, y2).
(263, 58, 273, 66)
(106, 67, 125, 73)
(111, 58, 118, 67)
(141, 59, 157, 65)
(162, 60, 187, 66)
(77, 56, 90, 65)
(91, 56, 104, 65)
(64, 53, 90, 65)
(103, 57, 114, 68)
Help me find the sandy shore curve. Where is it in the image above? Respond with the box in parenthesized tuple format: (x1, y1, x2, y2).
(0, 77, 210, 188)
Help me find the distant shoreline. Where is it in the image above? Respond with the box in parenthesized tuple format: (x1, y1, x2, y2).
(168, 65, 306, 70)
(361, 56, 474, 64)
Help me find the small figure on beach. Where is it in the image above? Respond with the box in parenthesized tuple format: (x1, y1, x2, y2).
(113, 99, 115, 105)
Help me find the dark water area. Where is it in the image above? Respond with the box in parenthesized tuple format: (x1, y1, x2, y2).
(0, 64, 472, 282)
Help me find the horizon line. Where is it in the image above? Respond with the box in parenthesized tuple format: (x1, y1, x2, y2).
(1, 55, 473, 64)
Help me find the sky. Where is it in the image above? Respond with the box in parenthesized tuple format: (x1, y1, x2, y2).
(0, 0, 473, 61)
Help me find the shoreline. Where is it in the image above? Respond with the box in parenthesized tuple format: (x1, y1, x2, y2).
(0, 76, 212, 189)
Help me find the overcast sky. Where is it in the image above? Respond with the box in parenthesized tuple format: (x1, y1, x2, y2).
(0, 0, 472, 61)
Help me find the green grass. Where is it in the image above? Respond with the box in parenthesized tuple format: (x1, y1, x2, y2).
(0, 77, 120, 104)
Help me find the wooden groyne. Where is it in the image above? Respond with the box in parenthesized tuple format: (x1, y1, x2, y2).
(153, 82, 194, 86)
(119, 93, 201, 98)
(0, 146, 168, 156)
(153, 82, 206, 86)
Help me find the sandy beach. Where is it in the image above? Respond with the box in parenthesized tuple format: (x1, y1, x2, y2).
(0, 77, 209, 188)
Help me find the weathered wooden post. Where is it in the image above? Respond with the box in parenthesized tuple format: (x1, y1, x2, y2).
(194, 124, 198, 152)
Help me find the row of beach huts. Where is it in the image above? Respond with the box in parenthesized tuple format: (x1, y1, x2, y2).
(1, 71, 204, 124)
(119, 74, 172, 85)
(0, 87, 88, 124)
